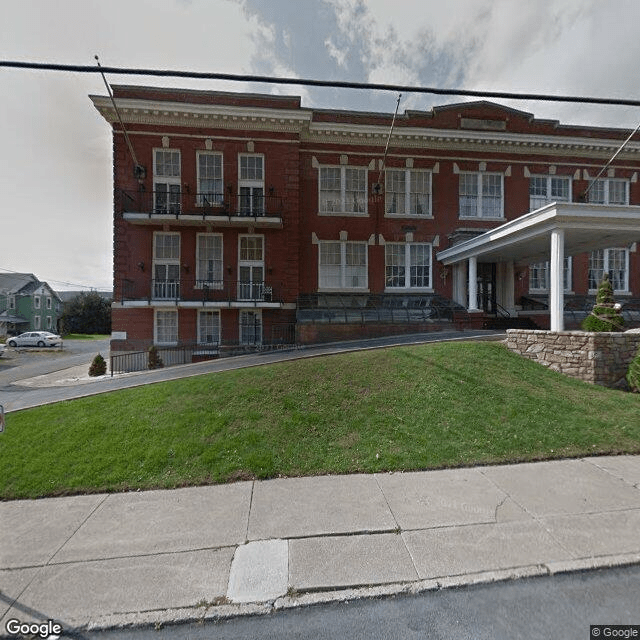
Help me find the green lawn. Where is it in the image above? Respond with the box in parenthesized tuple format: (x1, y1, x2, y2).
(62, 334, 110, 340)
(1, 341, 639, 499)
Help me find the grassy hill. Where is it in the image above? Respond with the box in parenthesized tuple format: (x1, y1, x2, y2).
(1, 341, 639, 499)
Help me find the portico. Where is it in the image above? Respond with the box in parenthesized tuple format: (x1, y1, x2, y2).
(437, 202, 640, 331)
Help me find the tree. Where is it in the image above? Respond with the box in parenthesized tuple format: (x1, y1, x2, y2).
(60, 292, 112, 335)
(581, 275, 624, 332)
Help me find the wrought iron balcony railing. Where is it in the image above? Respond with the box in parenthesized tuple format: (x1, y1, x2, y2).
(119, 278, 284, 304)
(120, 190, 284, 219)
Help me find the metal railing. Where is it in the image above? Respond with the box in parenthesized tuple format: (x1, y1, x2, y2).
(110, 324, 298, 375)
(120, 189, 284, 218)
(110, 342, 219, 375)
(119, 278, 282, 304)
(296, 293, 466, 324)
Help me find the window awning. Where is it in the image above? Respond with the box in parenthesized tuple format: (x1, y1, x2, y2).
(436, 202, 640, 266)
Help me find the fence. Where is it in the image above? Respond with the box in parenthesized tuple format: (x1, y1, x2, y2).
(110, 324, 298, 375)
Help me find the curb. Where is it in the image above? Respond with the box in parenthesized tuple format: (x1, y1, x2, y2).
(80, 552, 640, 634)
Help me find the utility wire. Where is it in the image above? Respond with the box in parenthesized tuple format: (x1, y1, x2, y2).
(95, 55, 143, 177)
(4, 59, 640, 109)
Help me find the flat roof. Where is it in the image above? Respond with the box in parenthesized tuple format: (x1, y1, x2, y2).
(436, 202, 640, 266)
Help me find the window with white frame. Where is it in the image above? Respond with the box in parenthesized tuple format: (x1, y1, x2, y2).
(587, 179, 628, 205)
(528, 258, 572, 292)
(319, 166, 367, 214)
(46, 316, 52, 329)
(34, 296, 41, 309)
(34, 315, 41, 329)
(8, 296, 15, 310)
(459, 172, 503, 218)
(588, 248, 629, 292)
(153, 232, 181, 299)
(239, 154, 264, 215)
(153, 149, 181, 214)
(318, 241, 367, 289)
(385, 243, 432, 289)
(196, 234, 223, 288)
(198, 310, 220, 345)
(197, 152, 223, 206)
(155, 310, 178, 345)
(240, 310, 262, 345)
(385, 169, 431, 216)
(529, 175, 571, 211)
(46, 296, 52, 310)
(238, 235, 265, 300)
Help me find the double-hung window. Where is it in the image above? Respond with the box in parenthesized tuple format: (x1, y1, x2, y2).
(588, 179, 628, 205)
(529, 258, 572, 292)
(34, 296, 41, 309)
(240, 310, 262, 345)
(198, 310, 220, 345)
(319, 166, 367, 214)
(529, 175, 571, 211)
(459, 172, 503, 218)
(196, 234, 223, 289)
(153, 232, 180, 299)
(155, 310, 178, 345)
(318, 241, 367, 290)
(154, 149, 181, 214)
(239, 154, 264, 216)
(197, 152, 223, 206)
(385, 170, 431, 216)
(589, 248, 629, 292)
(385, 243, 432, 289)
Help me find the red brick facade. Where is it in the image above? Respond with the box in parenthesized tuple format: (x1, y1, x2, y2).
(91, 87, 640, 353)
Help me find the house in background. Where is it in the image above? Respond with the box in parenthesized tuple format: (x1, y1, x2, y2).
(90, 86, 640, 356)
(0, 273, 63, 336)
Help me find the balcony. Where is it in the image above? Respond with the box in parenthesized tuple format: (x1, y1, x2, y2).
(119, 190, 284, 228)
(118, 278, 286, 307)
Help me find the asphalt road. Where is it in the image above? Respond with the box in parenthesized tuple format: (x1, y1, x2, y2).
(79, 564, 640, 640)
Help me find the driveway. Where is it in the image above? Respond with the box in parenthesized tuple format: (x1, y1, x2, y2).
(0, 338, 110, 387)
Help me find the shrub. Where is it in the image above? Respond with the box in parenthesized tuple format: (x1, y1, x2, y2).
(148, 345, 164, 370)
(627, 347, 640, 392)
(582, 275, 624, 332)
(88, 353, 107, 377)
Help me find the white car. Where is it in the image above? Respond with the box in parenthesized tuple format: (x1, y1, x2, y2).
(7, 331, 62, 348)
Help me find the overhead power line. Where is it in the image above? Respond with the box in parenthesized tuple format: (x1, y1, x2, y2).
(3, 59, 640, 109)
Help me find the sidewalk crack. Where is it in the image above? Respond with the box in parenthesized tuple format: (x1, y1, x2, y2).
(47, 493, 110, 566)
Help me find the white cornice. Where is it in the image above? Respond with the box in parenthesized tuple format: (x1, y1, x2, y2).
(305, 121, 640, 157)
(90, 96, 640, 158)
(90, 96, 313, 133)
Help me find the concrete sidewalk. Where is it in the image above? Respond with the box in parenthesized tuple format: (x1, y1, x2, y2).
(1, 456, 639, 636)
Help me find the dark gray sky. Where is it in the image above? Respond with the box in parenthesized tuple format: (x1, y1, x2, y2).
(2, 0, 640, 290)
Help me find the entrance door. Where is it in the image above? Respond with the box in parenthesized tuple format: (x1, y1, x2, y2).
(477, 263, 496, 313)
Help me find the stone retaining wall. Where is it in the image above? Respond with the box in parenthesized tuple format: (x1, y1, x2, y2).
(505, 329, 640, 388)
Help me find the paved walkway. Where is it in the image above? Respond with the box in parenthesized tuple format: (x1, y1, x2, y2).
(1, 456, 639, 635)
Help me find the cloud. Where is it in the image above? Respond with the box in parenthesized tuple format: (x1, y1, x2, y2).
(236, 0, 640, 128)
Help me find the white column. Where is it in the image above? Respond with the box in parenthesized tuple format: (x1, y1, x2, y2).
(504, 261, 515, 314)
(550, 229, 564, 332)
(468, 257, 479, 311)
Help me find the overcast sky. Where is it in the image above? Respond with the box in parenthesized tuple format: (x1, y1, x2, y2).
(3, 0, 640, 291)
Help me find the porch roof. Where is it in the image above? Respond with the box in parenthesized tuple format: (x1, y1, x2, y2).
(436, 202, 640, 266)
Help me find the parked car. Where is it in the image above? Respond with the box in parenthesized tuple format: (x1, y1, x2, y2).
(7, 332, 62, 348)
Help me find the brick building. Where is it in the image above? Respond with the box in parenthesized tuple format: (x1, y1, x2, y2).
(91, 86, 640, 354)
